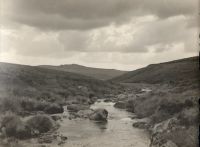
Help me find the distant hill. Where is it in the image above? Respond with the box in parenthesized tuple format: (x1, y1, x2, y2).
(39, 64, 127, 80)
(112, 56, 199, 88)
(0, 62, 121, 101)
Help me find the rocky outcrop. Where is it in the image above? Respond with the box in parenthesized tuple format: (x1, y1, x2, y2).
(89, 109, 108, 121)
(149, 116, 198, 147)
(150, 138, 178, 147)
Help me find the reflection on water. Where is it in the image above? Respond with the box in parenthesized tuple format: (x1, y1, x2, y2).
(59, 100, 150, 147)
(93, 121, 108, 131)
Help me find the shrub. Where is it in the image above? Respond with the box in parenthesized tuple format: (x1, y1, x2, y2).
(34, 101, 49, 111)
(44, 103, 64, 114)
(184, 99, 194, 108)
(20, 98, 36, 111)
(26, 114, 54, 135)
(0, 97, 21, 114)
(0, 113, 31, 139)
(178, 108, 199, 127)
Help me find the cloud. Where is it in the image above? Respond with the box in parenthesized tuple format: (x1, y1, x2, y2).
(0, 0, 198, 70)
(1, 15, 198, 57)
(2, 0, 198, 30)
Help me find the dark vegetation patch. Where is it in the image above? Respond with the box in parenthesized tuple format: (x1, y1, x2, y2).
(0, 97, 63, 116)
(0, 113, 55, 140)
(26, 115, 55, 135)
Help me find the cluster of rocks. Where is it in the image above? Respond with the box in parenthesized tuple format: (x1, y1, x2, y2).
(67, 106, 108, 122)
(65, 94, 108, 121)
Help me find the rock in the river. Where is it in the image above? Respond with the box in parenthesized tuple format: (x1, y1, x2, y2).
(132, 121, 151, 129)
(117, 94, 127, 100)
(89, 109, 108, 121)
(44, 103, 64, 114)
(114, 101, 126, 109)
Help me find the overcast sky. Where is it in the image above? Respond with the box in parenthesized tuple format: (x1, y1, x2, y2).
(0, 0, 199, 70)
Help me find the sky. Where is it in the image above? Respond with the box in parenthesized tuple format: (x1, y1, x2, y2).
(0, 0, 199, 71)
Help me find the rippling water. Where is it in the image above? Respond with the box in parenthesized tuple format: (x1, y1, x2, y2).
(59, 100, 150, 147)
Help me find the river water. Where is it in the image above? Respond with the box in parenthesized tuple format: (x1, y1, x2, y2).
(59, 100, 150, 147)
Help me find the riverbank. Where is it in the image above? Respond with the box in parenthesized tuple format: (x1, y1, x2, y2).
(112, 83, 199, 147)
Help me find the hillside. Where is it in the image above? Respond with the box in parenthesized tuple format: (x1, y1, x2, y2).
(112, 56, 199, 88)
(0, 62, 121, 102)
(39, 64, 127, 80)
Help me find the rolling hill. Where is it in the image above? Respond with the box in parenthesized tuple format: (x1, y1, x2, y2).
(112, 56, 199, 88)
(0, 62, 121, 101)
(39, 64, 127, 80)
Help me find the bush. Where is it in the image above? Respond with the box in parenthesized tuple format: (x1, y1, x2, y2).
(20, 98, 36, 111)
(34, 101, 49, 111)
(26, 115, 54, 135)
(0, 113, 31, 139)
(44, 103, 64, 114)
(178, 108, 199, 127)
(184, 99, 194, 108)
(0, 98, 21, 114)
(158, 101, 184, 116)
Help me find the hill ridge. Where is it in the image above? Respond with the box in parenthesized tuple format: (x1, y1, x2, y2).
(112, 56, 199, 87)
(39, 64, 127, 80)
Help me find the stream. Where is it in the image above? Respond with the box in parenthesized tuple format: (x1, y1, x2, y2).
(59, 100, 150, 147)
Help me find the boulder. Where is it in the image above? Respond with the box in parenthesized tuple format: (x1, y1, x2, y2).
(114, 101, 126, 109)
(117, 94, 127, 100)
(89, 109, 108, 121)
(44, 103, 64, 114)
(152, 118, 179, 134)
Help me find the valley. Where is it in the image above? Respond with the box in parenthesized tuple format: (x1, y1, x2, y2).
(0, 56, 199, 147)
